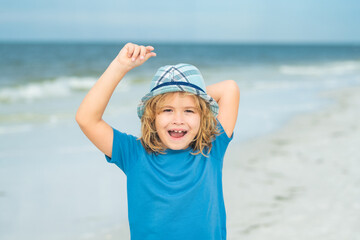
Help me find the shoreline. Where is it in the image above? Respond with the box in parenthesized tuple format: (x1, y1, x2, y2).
(224, 86, 360, 239)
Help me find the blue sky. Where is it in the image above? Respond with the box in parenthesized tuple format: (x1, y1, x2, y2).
(1, 0, 360, 43)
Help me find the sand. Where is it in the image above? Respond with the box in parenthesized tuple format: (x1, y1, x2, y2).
(224, 86, 360, 240)
(84, 86, 360, 240)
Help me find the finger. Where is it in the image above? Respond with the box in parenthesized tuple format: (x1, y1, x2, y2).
(146, 46, 154, 52)
(144, 51, 157, 61)
(126, 43, 135, 58)
(139, 46, 147, 60)
(132, 46, 141, 62)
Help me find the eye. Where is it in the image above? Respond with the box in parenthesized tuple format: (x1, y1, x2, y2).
(185, 109, 195, 113)
(163, 108, 172, 112)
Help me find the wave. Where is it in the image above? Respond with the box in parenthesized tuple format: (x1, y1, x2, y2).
(279, 61, 360, 76)
(0, 76, 129, 103)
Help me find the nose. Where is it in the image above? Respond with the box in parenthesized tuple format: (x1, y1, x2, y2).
(172, 111, 184, 124)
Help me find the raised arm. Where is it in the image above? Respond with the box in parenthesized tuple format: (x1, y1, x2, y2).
(75, 43, 156, 157)
(206, 80, 240, 138)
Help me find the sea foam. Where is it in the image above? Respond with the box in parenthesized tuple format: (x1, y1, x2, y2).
(0, 76, 130, 103)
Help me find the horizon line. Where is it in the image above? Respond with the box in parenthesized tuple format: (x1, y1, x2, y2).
(1, 39, 360, 46)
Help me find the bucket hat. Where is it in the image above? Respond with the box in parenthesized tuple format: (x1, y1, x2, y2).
(137, 63, 219, 119)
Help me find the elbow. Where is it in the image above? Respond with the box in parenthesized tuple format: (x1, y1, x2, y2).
(75, 109, 86, 127)
(226, 80, 240, 96)
(75, 111, 82, 126)
(75, 109, 100, 129)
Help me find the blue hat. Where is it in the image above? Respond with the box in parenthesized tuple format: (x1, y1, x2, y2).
(137, 63, 219, 119)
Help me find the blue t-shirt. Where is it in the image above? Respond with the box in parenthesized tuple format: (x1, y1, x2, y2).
(105, 121, 233, 240)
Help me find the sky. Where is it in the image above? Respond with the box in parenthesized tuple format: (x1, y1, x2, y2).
(1, 0, 360, 43)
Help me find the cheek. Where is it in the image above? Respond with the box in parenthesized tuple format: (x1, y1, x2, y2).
(155, 114, 167, 131)
(190, 115, 201, 132)
(154, 116, 160, 132)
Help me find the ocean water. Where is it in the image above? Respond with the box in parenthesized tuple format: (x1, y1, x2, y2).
(1, 42, 360, 239)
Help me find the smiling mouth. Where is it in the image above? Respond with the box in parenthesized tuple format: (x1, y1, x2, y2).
(168, 130, 188, 138)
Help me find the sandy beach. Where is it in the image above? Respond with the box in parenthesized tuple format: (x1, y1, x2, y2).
(224, 86, 360, 239)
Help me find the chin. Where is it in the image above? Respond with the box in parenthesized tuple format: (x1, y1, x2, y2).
(164, 140, 192, 150)
(167, 144, 189, 150)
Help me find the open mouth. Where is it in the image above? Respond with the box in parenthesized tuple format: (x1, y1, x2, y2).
(168, 130, 188, 138)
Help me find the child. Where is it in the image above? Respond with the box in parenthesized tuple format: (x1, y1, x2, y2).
(76, 43, 240, 240)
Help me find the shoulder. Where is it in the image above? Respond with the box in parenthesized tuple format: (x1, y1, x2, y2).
(113, 128, 138, 140)
(106, 128, 146, 173)
(210, 119, 233, 156)
(113, 128, 144, 151)
(215, 119, 233, 143)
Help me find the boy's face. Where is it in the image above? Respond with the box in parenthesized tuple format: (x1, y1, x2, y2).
(155, 92, 201, 150)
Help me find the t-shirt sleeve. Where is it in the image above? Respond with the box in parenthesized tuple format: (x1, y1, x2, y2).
(211, 119, 234, 162)
(216, 118, 233, 144)
(104, 128, 139, 174)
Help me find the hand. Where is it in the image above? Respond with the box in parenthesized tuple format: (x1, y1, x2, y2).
(115, 42, 156, 72)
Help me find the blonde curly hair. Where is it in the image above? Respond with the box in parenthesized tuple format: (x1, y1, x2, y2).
(140, 92, 219, 156)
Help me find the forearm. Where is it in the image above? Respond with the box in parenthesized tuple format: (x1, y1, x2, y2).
(76, 59, 128, 126)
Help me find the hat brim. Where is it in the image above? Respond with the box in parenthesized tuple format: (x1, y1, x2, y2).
(137, 85, 219, 119)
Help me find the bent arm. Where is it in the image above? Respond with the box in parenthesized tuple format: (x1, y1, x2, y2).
(76, 43, 156, 157)
(75, 60, 128, 157)
(206, 80, 240, 138)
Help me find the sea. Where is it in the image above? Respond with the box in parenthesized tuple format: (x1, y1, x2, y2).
(1, 42, 360, 239)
